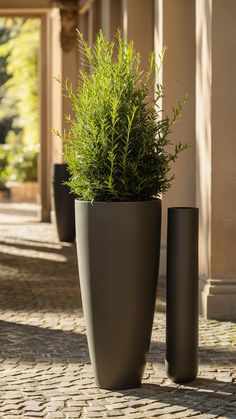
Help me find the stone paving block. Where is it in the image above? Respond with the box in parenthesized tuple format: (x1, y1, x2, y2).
(141, 401, 169, 411)
(119, 412, 146, 419)
(87, 406, 107, 412)
(105, 402, 128, 410)
(192, 415, 218, 419)
(67, 400, 85, 407)
(45, 401, 66, 412)
(106, 409, 124, 417)
(84, 412, 104, 418)
(65, 413, 81, 418)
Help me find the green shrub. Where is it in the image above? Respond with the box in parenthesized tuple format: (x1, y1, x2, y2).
(56, 31, 189, 202)
(8, 144, 38, 182)
(0, 142, 38, 185)
(0, 144, 9, 189)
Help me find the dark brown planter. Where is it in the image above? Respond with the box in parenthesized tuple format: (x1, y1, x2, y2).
(75, 199, 161, 390)
(52, 163, 75, 242)
(166, 207, 199, 383)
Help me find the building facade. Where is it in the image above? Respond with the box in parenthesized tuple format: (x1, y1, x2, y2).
(1, 0, 236, 320)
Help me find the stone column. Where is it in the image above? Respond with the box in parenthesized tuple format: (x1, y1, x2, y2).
(122, 0, 154, 73)
(154, 0, 196, 277)
(78, 9, 89, 72)
(196, 0, 236, 319)
(50, 7, 63, 164)
(59, 1, 79, 133)
(101, 0, 121, 40)
(87, 0, 101, 45)
(79, 10, 89, 40)
(48, 1, 78, 223)
(39, 12, 52, 222)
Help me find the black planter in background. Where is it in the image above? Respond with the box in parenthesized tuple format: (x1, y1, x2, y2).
(166, 207, 199, 383)
(52, 163, 75, 242)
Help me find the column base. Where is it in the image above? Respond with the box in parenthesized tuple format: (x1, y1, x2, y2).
(200, 277, 236, 320)
(50, 210, 56, 225)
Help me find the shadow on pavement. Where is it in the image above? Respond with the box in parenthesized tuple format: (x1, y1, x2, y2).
(0, 238, 73, 254)
(0, 236, 82, 311)
(0, 207, 38, 217)
(0, 320, 89, 363)
(149, 340, 236, 366)
(117, 379, 236, 418)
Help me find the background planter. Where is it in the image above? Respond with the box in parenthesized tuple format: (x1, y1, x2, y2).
(52, 163, 75, 242)
(166, 207, 199, 383)
(75, 199, 161, 390)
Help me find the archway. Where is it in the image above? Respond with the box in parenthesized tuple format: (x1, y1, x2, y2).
(0, 7, 53, 221)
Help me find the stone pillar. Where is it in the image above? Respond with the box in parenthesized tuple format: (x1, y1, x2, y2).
(87, 0, 101, 45)
(59, 1, 79, 134)
(101, 0, 121, 40)
(39, 12, 52, 222)
(79, 10, 89, 40)
(78, 9, 89, 72)
(50, 7, 63, 164)
(48, 1, 78, 223)
(122, 0, 154, 73)
(196, 0, 236, 319)
(154, 0, 196, 277)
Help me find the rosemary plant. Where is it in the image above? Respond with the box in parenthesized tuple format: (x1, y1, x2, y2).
(55, 31, 188, 201)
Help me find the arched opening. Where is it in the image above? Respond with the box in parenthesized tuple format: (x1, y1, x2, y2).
(0, 7, 54, 222)
(0, 17, 41, 211)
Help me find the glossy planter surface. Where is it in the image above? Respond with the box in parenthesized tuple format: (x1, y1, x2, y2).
(52, 163, 75, 242)
(166, 207, 199, 383)
(75, 199, 161, 389)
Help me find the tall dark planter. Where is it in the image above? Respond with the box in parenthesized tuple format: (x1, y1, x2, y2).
(75, 199, 161, 390)
(52, 163, 75, 242)
(166, 207, 199, 383)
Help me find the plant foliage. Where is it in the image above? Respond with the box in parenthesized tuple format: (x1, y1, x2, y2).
(0, 18, 40, 146)
(0, 18, 40, 186)
(0, 143, 38, 186)
(56, 31, 189, 201)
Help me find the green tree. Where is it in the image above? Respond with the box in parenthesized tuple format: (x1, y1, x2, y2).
(0, 18, 40, 146)
(0, 18, 15, 144)
(0, 18, 40, 186)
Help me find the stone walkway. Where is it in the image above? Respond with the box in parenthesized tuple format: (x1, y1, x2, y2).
(0, 202, 235, 419)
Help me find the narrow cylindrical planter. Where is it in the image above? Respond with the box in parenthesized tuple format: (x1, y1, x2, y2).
(75, 199, 161, 390)
(52, 163, 75, 242)
(166, 207, 199, 383)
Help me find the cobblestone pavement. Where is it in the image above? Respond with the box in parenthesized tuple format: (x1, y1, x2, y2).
(0, 202, 235, 419)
